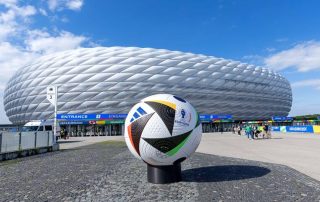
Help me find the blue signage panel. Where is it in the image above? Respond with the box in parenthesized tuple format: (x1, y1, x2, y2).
(272, 116, 293, 121)
(272, 126, 280, 131)
(210, 114, 232, 119)
(57, 114, 127, 120)
(199, 114, 232, 120)
(60, 121, 86, 125)
(199, 114, 211, 120)
(285, 126, 314, 133)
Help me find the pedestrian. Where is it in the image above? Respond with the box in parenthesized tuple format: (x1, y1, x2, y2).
(60, 128, 65, 139)
(65, 129, 69, 139)
(262, 124, 268, 139)
(250, 125, 254, 140)
(266, 125, 271, 139)
(253, 125, 258, 139)
(219, 126, 223, 134)
(245, 125, 250, 139)
(237, 125, 241, 135)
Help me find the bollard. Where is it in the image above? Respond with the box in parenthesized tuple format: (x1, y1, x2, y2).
(47, 131, 50, 147)
(34, 132, 37, 149)
(18, 132, 22, 151)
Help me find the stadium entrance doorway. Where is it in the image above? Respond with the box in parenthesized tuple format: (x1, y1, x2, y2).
(61, 123, 124, 136)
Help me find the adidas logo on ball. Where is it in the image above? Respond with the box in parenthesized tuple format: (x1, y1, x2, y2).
(124, 94, 202, 166)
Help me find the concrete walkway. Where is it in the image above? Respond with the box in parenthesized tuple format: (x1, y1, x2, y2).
(197, 132, 320, 181)
(58, 132, 320, 181)
(58, 136, 124, 150)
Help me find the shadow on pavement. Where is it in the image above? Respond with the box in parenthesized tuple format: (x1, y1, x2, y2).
(58, 140, 82, 144)
(182, 165, 271, 182)
(251, 138, 284, 140)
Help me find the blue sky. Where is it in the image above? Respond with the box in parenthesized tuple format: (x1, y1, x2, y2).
(0, 0, 320, 123)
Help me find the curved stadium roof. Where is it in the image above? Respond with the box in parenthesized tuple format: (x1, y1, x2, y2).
(4, 47, 292, 124)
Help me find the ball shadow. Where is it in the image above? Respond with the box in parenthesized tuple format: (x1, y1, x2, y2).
(182, 165, 271, 182)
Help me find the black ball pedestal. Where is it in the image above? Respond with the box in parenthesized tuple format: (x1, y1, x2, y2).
(147, 163, 181, 184)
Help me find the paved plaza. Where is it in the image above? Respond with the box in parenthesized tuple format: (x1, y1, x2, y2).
(0, 134, 320, 201)
(197, 132, 320, 181)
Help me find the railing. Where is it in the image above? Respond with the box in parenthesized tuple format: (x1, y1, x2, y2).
(0, 131, 54, 154)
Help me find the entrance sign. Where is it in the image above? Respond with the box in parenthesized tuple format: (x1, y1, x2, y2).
(57, 114, 127, 120)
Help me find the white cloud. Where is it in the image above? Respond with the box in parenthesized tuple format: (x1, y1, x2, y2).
(39, 8, 48, 16)
(0, 42, 38, 91)
(66, 0, 83, 10)
(0, 0, 17, 7)
(47, 0, 84, 11)
(0, 24, 15, 40)
(0, 0, 90, 123)
(0, 1, 37, 41)
(264, 41, 320, 72)
(48, 0, 57, 11)
(26, 30, 87, 54)
(291, 79, 320, 90)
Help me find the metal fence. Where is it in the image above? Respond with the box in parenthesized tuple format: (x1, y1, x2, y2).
(0, 131, 54, 154)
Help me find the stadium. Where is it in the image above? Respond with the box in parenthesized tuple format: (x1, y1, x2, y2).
(3, 47, 292, 135)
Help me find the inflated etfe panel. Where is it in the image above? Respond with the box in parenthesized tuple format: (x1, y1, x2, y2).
(4, 47, 292, 124)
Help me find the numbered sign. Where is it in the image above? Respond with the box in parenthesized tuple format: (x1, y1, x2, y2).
(47, 85, 57, 105)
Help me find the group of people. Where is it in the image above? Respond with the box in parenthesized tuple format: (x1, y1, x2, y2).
(233, 124, 271, 140)
(59, 128, 69, 140)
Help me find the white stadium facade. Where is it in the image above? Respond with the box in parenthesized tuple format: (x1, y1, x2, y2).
(3, 47, 292, 135)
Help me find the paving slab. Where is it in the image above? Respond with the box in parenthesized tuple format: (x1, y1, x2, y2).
(0, 141, 320, 201)
(58, 136, 124, 150)
(197, 132, 320, 181)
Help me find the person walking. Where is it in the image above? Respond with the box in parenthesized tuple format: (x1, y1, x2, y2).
(253, 125, 258, 139)
(245, 125, 254, 140)
(263, 124, 268, 139)
(219, 126, 223, 134)
(245, 125, 250, 139)
(250, 125, 254, 140)
(266, 125, 271, 139)
(237, 125, 242, 136)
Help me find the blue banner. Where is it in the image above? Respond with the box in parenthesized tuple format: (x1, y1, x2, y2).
(211, 114, 232, 119)
(60, 121, 86, 125)
(272, 116, 293, 121)
(199, 114, 232, 120)
(272, 126, 280, 131)
(285, 126, 314, 133)
(199, 115, 211, 120)
(57, 114, 127, 120)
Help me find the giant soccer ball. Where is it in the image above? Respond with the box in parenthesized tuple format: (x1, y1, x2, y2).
(124, 94, 202, 166)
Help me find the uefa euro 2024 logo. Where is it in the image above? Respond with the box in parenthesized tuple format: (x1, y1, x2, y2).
(174, 108, 191, 127)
